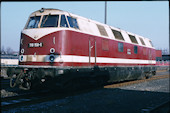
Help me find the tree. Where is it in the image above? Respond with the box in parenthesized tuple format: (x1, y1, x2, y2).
(6, 47, 14, 54)
(1, 46, 14, 54)
(1, 46, 6, 54)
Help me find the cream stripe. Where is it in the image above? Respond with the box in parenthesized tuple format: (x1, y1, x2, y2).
(19, 55, 156, 64)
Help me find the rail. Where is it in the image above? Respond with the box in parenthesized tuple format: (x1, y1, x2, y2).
(141, 100, 170, 113)
(104, 74, 169, 89)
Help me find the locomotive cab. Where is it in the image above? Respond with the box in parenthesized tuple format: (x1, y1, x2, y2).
(19, 8, 80, 64)
(25, 8, 79, 30)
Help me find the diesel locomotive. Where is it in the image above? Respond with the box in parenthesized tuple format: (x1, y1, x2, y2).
(7, 8, 156, 90)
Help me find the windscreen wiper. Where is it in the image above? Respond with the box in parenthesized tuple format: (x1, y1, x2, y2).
(42, 14, 50, 27)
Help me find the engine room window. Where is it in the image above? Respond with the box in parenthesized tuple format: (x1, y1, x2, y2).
(118, 42, 124, 52)
(97, 24, 108, 37)
(41, 15, 59, 27)
(26, 16, 41, 29)
(149, 40, 154, 47)
(129, 35, 138, 44)
(111, 29, 124, 41)
(67, 16, 79, 29)
(139, 37, 145, 45)
(134, 46, 138, 54)
(60, 15, 68, 28)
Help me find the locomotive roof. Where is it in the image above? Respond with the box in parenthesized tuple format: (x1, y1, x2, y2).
(31, 8, 66, 16)
(28, 8, 154, 48)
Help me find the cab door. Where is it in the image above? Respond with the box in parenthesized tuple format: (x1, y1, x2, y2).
(89, 37, 97, 66)
(149, 49, 152, 64)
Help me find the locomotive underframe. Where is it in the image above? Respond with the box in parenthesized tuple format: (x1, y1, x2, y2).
(7, 65, 156, 90)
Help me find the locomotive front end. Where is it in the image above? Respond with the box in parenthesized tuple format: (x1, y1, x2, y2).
(7, 8, 72, 90)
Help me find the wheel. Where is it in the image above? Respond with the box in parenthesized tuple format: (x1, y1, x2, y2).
(145, 73, 152, 79)
(10, 74, 17, 88)
(19, 81, 31, 90)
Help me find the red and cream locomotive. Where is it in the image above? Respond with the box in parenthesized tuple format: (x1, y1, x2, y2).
(7, 8, 156, 90)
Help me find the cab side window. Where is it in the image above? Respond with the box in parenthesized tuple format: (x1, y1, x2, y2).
(26, 16, 41, 29)
(67, 16, 79, 29)
(60, 15, 68, 28)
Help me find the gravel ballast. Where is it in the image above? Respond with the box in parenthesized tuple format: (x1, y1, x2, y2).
(1, 73, 169, 113)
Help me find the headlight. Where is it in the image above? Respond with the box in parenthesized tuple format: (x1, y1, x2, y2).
(21, 49, 24, 54)
(50, 48, 55, 53)
(49, 54, 55, 62)
(19, 55, 26, 62)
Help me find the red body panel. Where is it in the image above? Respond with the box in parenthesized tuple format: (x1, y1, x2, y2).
(156, 50, 162, 58)
(19, 30, 156, 67)
(156, 61, 170, 66)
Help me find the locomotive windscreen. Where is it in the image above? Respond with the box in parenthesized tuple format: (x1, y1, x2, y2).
(41, 15, 59, 27)
(26, 15, 60, 29)
(25, 14, 79, 29)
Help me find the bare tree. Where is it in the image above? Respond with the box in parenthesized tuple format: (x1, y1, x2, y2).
(1, 46, 6, 54)
(156, 48, 169, 55)
(6, 47, 14, 54)
(161, 48, 169, 55)
(1, 46, 14, 54)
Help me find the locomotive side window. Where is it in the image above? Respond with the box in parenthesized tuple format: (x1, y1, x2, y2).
(134, 46, 138, 54)
(26, 16, 41, 29)
(129, 35, 138, 44)
(41, 15, 59, 27)
(139, 37, 145, 45)
(67, 16, 79, 29)
(60, 15, 68, 28)
(111, 29, 124, 41)
(97, 24, 108, 37)
(118, 42, 124, 52)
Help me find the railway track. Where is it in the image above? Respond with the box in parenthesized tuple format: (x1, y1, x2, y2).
(104, 74, 169, 89)
(141, 100, 170, 113)
(104, 73, 170, 113)
(1, 72, 169, 111)
(1, 90, 54, 111)
(156, 69, 169, 73)
(1, 85, 101, 111)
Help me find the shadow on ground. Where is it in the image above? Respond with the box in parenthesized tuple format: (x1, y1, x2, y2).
(2, 87, 170, 113)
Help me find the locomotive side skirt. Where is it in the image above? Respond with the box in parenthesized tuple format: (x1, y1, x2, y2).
(7, 65, 156, 90)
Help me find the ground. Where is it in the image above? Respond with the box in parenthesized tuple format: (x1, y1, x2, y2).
(1, 71, 170, 113)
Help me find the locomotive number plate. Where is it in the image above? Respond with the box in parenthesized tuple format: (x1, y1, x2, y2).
(28, 43, 43, 48)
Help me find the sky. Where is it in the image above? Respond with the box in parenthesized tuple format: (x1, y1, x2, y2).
(1, 1, 169, 52)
